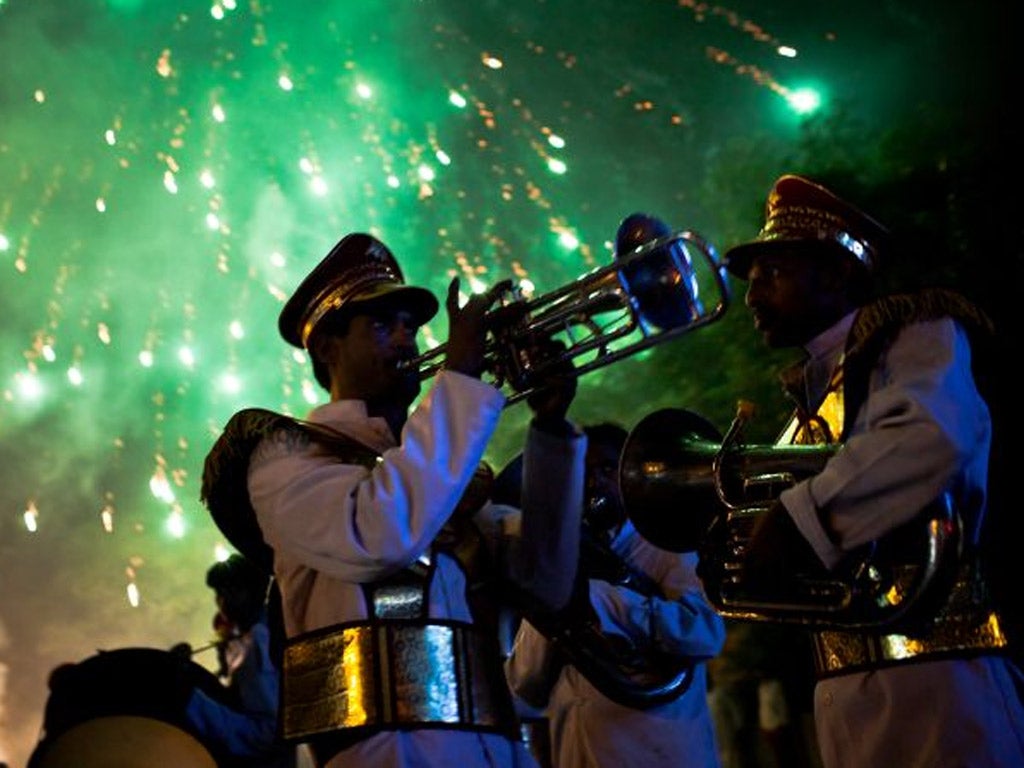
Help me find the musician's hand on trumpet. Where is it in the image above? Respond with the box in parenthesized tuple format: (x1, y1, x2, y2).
(442, 276, 515, 380)
(525, 336, 578, 436)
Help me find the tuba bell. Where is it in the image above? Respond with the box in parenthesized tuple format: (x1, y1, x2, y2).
(619, 406, 962, 630)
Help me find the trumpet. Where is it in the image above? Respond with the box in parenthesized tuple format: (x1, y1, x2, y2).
(399, 229, 731, 404)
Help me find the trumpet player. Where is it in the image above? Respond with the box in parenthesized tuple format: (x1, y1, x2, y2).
(724, 174, 1023, 768)
(201, 232, 588, 768)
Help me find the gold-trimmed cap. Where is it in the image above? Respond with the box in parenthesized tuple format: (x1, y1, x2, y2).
(723, 174, 889, 279)
(278, 233, 439, 349)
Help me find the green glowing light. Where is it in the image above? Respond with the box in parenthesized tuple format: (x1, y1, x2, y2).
(166, 510, 186, 539)
(787, 87, 822, 115)
(15, 371, 43, 400)
(219, 372, 242, 394)
(557, 231, 579, 250)
(178, 346, 196, 368)
(149, 473, 175, 504)
(547, 157, 567, 174)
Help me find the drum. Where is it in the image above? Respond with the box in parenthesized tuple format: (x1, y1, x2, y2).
(28, 647, 232, 768)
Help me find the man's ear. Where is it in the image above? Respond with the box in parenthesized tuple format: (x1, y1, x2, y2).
(308, 331, 334, 364)
(820, 253, 856, 293)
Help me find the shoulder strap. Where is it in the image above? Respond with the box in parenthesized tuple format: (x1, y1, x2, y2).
(200, 407, 380, 572)
(841, 288, 993, 441)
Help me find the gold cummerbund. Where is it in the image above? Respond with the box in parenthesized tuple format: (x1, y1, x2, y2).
(811, 560, 1011, 677)
(281, 619, 516, 741)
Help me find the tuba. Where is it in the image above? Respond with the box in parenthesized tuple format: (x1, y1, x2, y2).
(494, 453, 693, 709)
(619, 405, 962, 630)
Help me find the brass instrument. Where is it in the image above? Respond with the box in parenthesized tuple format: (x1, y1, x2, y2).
(523, 602, 693, 710)
(620, 406, 962, 630)
(494, 453, 692, 709)
(554, 526, 694, 709)
(398, 230, 730, 404)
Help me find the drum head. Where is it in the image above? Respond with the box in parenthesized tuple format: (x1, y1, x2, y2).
(30, 715, 217, 768)
(31, 647, 233, 768)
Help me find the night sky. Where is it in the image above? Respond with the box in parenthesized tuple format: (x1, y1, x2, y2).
(0, 1, 1007, 764)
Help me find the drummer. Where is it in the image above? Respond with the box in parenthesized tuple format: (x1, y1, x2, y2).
(183, 554, 297, 768)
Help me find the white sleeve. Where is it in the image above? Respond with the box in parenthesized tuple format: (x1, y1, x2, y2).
(589, 546, 726, 660)
(508, 423, 587, 610)
(782, 319, 990, 569)
(504, 619, 561, 710)
(249, 371, 505, 581)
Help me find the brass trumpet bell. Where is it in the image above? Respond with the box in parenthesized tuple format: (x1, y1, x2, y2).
(619, 407, 726, 553)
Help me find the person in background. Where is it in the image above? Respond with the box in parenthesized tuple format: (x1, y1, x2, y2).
(201, 232, 587, 768)
(705, 620, 819, 768)
(722, 173, 1023, 768)
(504, 421, 726, 768)
(183, 553, 297, 768)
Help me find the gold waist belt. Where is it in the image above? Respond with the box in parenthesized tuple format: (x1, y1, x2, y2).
(812, 610, 1009, 678)
(812, 559, 1011, 678)
(281, 620, 516, 742)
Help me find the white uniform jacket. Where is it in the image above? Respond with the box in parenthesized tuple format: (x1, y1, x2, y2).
(780, 312, 1024, 768)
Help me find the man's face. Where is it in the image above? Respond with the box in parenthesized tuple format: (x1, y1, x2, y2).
(744, 248, 844, 348)
(584, 439, 626, 540)
(327, 305, 423, 406)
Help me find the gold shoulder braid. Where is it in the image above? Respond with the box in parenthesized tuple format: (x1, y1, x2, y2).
(201, 408, 379, 570)
(842, 287, 993, 442)
(846, 287, 994, 353)
(800, 290, 1008, 677)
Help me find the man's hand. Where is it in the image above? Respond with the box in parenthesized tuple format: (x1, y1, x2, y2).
(444, 277, 513, 378)
(741, 500, 823, 594)
(525, 337, 577, 433)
